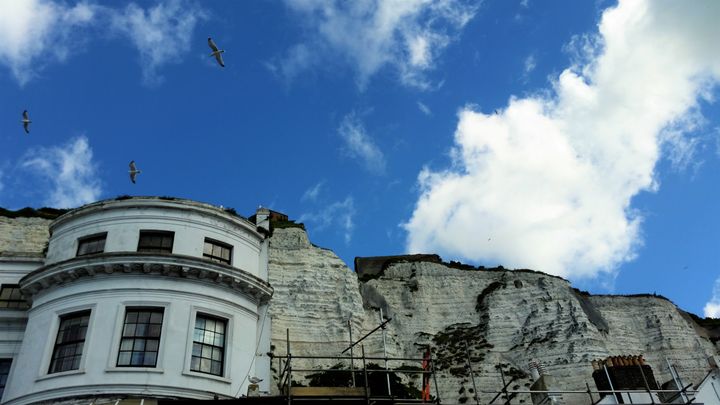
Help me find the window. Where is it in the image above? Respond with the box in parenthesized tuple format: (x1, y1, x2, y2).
(191, 314, 226, 376)
(0, 359, 11, 399)
(117, 308, 163, 367)
(137, 231, 174, 254)
(203, 238, 232, 265)
(76, 233, 107, 256)
(49, 310, 90, 373)
(0, 285, 28, 309)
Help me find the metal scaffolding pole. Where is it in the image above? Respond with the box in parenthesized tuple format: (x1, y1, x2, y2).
(380, 308, 392, 397)
(347, 319, 356, 388)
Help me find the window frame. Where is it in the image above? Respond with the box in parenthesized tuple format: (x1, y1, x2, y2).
(116, 307, 165, 368)
(0, 284, 29, 309)
(203, 238, 233, 265)
(48, 310, 92, 374)
(190, 313, 227, 376)
(76, 232, 107, 257)
(183, 307, 234, 383)
(137, 230, 174, 254)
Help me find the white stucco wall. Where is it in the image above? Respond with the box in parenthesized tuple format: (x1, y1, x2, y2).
(4, 275, 266, 405)
(4, 198, 272, 405)
(45, 199, 264, 278)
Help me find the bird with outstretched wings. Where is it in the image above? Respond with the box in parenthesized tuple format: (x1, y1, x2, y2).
(129, 160, 141, 184)
(21, 110, 31, 134)
(208, 37, 225, 67)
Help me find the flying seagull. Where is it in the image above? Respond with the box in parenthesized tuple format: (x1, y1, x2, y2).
(21, 110, 31, 134)
(249, 376, 263, 384)
(208, 37, 225, 67)
(129, 160, 141, 184)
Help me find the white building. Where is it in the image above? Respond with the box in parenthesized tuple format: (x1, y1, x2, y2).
(0, 197, 273, 405)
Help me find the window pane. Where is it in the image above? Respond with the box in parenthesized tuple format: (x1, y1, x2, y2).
(146, 339, 159, 352)
(148, 324, 162, 337)
(118, 352, 131, 366)
(123, 324, 136, 337)
(120, 339, 133, 351)
(211, 361, 222, 376)
(214, 334, 224, 347)
(150, 312, 163, 324)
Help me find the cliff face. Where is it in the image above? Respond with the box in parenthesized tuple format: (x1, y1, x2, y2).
(267, 228, 718, 404)
(0, 216, 51, 256)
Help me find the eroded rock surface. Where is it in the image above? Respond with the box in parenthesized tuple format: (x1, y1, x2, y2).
(267, 228, 718, 404)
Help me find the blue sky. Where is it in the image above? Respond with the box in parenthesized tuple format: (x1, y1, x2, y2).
(1, 0, 718, 317)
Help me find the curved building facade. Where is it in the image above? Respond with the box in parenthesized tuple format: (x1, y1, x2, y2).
(1, 197, 273, 405)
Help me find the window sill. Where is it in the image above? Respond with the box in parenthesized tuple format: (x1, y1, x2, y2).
(36, 368, 85, 381)
(105, 366, 164, 373)
(182, 370, 232, 384)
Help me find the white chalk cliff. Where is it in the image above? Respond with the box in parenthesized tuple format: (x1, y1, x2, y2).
(267, 227, 718, 404)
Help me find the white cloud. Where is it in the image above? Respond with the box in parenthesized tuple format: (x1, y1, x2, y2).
(299, 197, 356, 243)
(338, 113, 386, 174)
(523, 53, 536, 74)
(280, 0, 478, 89)
(21, 136, 102, 208)
(301, 180, 325, 202)
(0, 0, 95, 85)
(110, 0, 207, 85)
(404, 0, 720, 279)
(417, 101, 432, 116)
(0, 0, 205, 86)
(705, 277, 720, 318)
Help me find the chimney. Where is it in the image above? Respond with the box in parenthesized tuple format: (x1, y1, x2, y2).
(255, 206, 271, 233)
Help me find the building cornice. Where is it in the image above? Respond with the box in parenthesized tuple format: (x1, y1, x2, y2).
(50, 197, 262, 240)
(19, 252, 273, 304)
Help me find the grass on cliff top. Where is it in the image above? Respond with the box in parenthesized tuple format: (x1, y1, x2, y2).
(271, 218, 305, 230)
(688, 312, 720, 328)
(0, 207, 69, 220)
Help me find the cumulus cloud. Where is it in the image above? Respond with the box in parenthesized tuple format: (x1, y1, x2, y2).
(299, 197, 356, 243)
(705, 278, 720, 318)
(404, 0, 720, 279)
(0, 0, 205, 86)
(21, 136, 102, 208)
(110, 0, 207, 85)
(338, 113, 386, 174)
(301, 180, 325, 202)
(0, 0, 95, 85)
(279, 0, 477, 89)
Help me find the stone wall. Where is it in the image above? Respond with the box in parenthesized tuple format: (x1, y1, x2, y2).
(0, 217, 51, 257)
